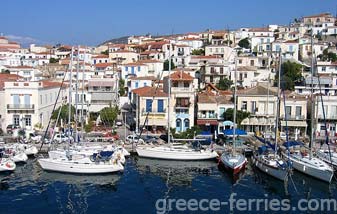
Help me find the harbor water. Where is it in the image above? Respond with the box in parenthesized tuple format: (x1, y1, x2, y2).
(0, 156, 336, 213)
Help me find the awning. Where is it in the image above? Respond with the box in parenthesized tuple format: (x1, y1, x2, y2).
(281, 121, 307, 127)
(197, 120, 218, 126)
(223, 120, 234, 126)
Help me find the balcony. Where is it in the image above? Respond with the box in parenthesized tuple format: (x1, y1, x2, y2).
(7, 104, 34, 110)
(280, 114, 305, 120)
(197, 113, 218, 119)
(317, 115, 337, 120)
(171, 87, 192, 92)
(141, 108, 166, 116)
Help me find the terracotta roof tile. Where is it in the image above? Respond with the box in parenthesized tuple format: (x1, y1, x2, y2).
(170, 71, 194, 81)
(132, 86, 168, 97)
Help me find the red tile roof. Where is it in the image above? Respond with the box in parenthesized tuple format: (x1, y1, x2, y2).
(132, 86, 168, 97)
(170, 71, 194, 81)
(41, 80, 65, 89)
(124, 62, 146, 66)
(95, 63, 113, 68)
(92, 55, 109, 59)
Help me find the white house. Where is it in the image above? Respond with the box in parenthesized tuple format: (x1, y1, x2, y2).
(9, 66, 43, 81)
(3, 80, 68, 131)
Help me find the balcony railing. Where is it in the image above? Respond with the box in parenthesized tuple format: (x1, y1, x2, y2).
(197, 113, 218, 119)
(7, 104, 34, 110)
(280, 114, 305, 120)
(317, 115, 337, 120)
(141, 108, 166, 116)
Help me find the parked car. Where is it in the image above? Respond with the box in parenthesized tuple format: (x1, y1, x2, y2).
(115, 120, 123, 126)
(6, 124, 20, 134)
(141, 135, 158, 144)
(53, 133, 73, 143)
(126, 135, 144, 144)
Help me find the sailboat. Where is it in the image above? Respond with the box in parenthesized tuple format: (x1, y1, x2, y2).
(38, 47, 125, 174)
(253, 50, 290, 181)
(219, 57, 247, 174)
(136, 41, 218, 161)
(282, 32, 334, 183)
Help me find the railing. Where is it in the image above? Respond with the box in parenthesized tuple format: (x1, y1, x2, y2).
(280, 114, 305, 120)
(7, 104, 34, 110)
(141, 108, 166, 116)
(317, 115, 337, 119)
(171, 87, 192, 92)
(197, 113, 218, 119)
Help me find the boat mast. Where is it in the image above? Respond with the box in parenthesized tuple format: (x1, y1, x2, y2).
(75, 45, 80, 144)
(309, 30, 314, 159)
(167, 40, 171, 145)
(275, 49, 282, 156)
(81, 52, 85, 140)
(68, 47, 74, 146)
(233, 56, 237, 156)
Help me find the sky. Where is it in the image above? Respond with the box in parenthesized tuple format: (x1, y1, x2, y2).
(0, 0, 336, 46)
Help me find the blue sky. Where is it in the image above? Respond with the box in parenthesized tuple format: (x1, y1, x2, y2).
(0, 0, 336, 46)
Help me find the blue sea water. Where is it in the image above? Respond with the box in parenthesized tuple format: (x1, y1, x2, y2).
(0, 157, 336, 214)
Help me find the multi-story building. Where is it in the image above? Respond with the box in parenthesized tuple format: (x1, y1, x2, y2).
(163, 71, 196, 132)
(3, 80, 68, 131)
(132, 86, 168, 133)
(238, 84, 277, 134)
(315, 95, 337, 138)
(87, 78, 118, 113)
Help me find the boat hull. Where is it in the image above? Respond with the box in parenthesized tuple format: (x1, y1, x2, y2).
(219, 154, 247, 174)
(253, 157, 288, 181)
(288, 155, 333, 183)
(136, 147, 218, 160)
(38, 158, 124, 174)
(11, 152, 28, 163)
(0, 159, 16, 172)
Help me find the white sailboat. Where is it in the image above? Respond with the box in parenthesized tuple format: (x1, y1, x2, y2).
(219, 56, 247, 174)
(136, 41, 218, 161)
(253, 50, 289, 181)
(316, 148, 337, 169)
(283, 33, 333, 183)
(38, 47, 124, 174)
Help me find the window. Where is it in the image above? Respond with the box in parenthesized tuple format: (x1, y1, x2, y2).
(40, 95, 43, 104)
(24, 94, 30, 105)
(144, 82, 147, 87)
(220, 67, 224, 74)
(13, 115, 20, 126)
(244, 73, 248, 78)
(176, 98, 189, 107)
(295, 106, 302, 119)
(13, 94, 20, 105)
(173, 82, 178, 87)
(210, 67, 215, 73)
(322, 66, 326, 72)
(157, 99, 164, 112)
(138, 66, 141, 71)
(285, 106, 292, 118)
(125, 66, 128, 71)
(25, 115, 31, 126)
(176, 119, 182, 131)
(241, 101, 247, 111)
(184, 119, 190, 129)
(251, 101, 257, 113)
(250, 60, 254, 66)
(135, 82, 139, 88)
(146, 99, 152, 112)
(183, 82, 189, 88)
(238, 59, 242, 64)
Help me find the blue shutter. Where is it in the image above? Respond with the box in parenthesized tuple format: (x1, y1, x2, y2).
(131, 67, 135, 74)
(138, 66, 141, 71)
(125, 66, 128, 71)
(135, 82, 139, 88)
(146, 99, 152, 112)
(158, 99, 164, 112)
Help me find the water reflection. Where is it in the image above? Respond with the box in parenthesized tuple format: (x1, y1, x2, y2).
(134, 157, 217, 186)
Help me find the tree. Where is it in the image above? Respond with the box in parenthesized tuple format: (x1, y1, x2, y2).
(191, 49, 205, 55)
(274, 61, 303, 91)
(216, 78, 233, 90)
(222, 108, 250, 128)
(49, 58, 59, 63)
(51, 104, 76, 124)
(119, 79, 126, 96)
(101, 50, 109, 55)
(1, 69, 10, 74)
(172, 126, 202, 139)
(318, 48, 337, 62)
(100, 106, 119, 126)
(164, 59, 176, 70)
(238, 38, 250, 49)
